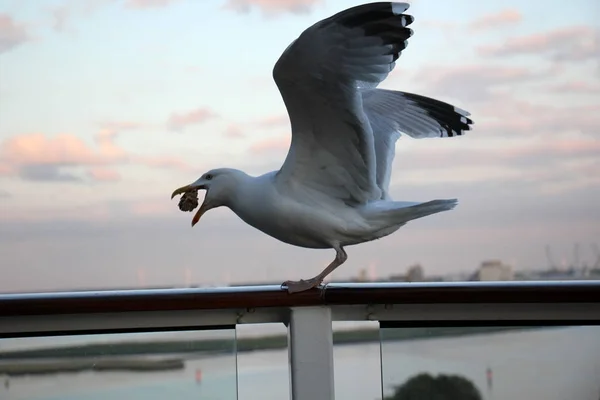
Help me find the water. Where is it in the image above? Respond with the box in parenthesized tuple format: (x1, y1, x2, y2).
(1, 326, 599, 400)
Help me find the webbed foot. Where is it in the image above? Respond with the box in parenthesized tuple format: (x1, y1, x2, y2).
(281, 278, 322, 294)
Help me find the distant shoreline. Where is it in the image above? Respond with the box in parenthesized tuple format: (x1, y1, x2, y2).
(0, 326, 542, 376)
(0, 358, 184, 376)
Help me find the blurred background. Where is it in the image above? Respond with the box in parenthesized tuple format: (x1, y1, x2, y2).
(1, 0, 598, 293)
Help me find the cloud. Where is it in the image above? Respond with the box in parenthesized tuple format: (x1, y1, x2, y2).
(167, 108, 217, 132)
(0, 133, 124, 183)
(0, 133, 121, 166)
(478, 26, 600, 62)
(392, 136, 600, 191)
(415, 64, 554, 102)
(223, 124, 245, 139)
(0, 120, 197, 183)
(248, 136, 289, 153)
(469, 9, 521, 31)
(0, 14, 30, 54)
(224, 0, 321, 16)
(547, 81, 600, 94)
(0, 189, 11, 199)
(124, 0, 182, 9)
(18, 164, 82, 183)
(87, 167, 121, 182)
(254, 115, 289, 128)
(474, 96, 600, 137)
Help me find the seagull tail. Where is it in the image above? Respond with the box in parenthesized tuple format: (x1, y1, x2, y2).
(384, 199, 458, 225)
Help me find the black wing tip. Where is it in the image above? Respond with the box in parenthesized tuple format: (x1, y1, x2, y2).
(401, 92, 475, 138)
(334, 2, 415, 30)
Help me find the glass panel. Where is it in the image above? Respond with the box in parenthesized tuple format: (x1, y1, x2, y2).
(333, 321, 381, 400)
(380, 325, 600, 400)
(236, 323, 289, 400)
(0, 327, 237, 400)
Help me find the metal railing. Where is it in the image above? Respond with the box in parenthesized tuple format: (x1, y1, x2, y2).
(1, 281, 600, 400)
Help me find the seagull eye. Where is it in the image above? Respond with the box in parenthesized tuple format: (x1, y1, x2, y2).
(205, 174, 213, 181)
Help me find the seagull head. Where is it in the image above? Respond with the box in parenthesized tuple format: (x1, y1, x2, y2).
(171, 168, 240, 227)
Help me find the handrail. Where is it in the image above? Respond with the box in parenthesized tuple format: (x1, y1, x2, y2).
(1, 281, 599, 317)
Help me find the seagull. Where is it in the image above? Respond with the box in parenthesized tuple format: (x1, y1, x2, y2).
(171, 2, 473, 293)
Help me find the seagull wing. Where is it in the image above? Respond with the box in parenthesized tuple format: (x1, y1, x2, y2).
(273, 2, 414, 205)
(362, 89, 474, 200)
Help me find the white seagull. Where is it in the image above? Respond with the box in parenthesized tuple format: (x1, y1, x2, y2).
(171, 2, 473, 293)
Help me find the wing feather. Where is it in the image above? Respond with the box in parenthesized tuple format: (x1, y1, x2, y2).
(273, 2, 414, 205)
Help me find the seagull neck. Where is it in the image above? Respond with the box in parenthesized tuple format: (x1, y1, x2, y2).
(223, 169, 254, 208)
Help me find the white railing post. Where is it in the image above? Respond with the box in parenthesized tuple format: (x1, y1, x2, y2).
(287, 306, 335, 400)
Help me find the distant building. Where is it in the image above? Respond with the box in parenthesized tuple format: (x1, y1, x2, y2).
(406, 264, 424, 282)
(472, 260, 514, 281)
(353, 268, 370, 282)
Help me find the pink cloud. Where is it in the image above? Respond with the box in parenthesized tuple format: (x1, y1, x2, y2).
(248, 136, 289, 153)
(416, 64, 552, 102)
(392, 137, 600, 193)
(224, 124, 245, 139)
(124, 0, 182, 9)
(475, 97, 600, 137)
(87, 167, 121, 182)
(0, 121, 198, 183)
(501, 138, 600, 159)
(0, 133, 127, 183)
(224, 0, 321, 15)
(0, 133, 120, 166)
(167, 108, 217, 132)
(547, 81, 600, 94)
(0, 162, 14, 176)
(469, 9, 521, 31)
(94, 129, 128, 159)
(0, 14, 30, 54)
(255, 115, 289, 128)
(478, 26, 600, 61)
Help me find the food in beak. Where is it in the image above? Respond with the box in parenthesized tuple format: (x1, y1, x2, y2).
(171, 184, 207, 227)
(178, 191, 199, 212)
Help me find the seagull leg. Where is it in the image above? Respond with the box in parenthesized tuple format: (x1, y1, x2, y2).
(282, 246, 348, 294)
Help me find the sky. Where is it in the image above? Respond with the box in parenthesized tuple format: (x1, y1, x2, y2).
(0, 0, 599, 293)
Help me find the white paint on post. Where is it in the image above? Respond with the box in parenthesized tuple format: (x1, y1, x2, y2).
(288, 306, 335, 400)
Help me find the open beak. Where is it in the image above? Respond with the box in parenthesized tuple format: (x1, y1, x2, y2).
(171, 184, 202, 199)
(191, 203, 209, 227)
(171, 183, 209, 228)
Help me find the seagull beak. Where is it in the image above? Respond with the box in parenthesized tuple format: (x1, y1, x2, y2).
(191, 202, 209, 227)
(171, 181, 208, 200)
(171, 184, 194, 199)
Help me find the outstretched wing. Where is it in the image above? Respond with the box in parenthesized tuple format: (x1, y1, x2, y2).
(363, 88, 474, 199)
(273, 2, 414, 205)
